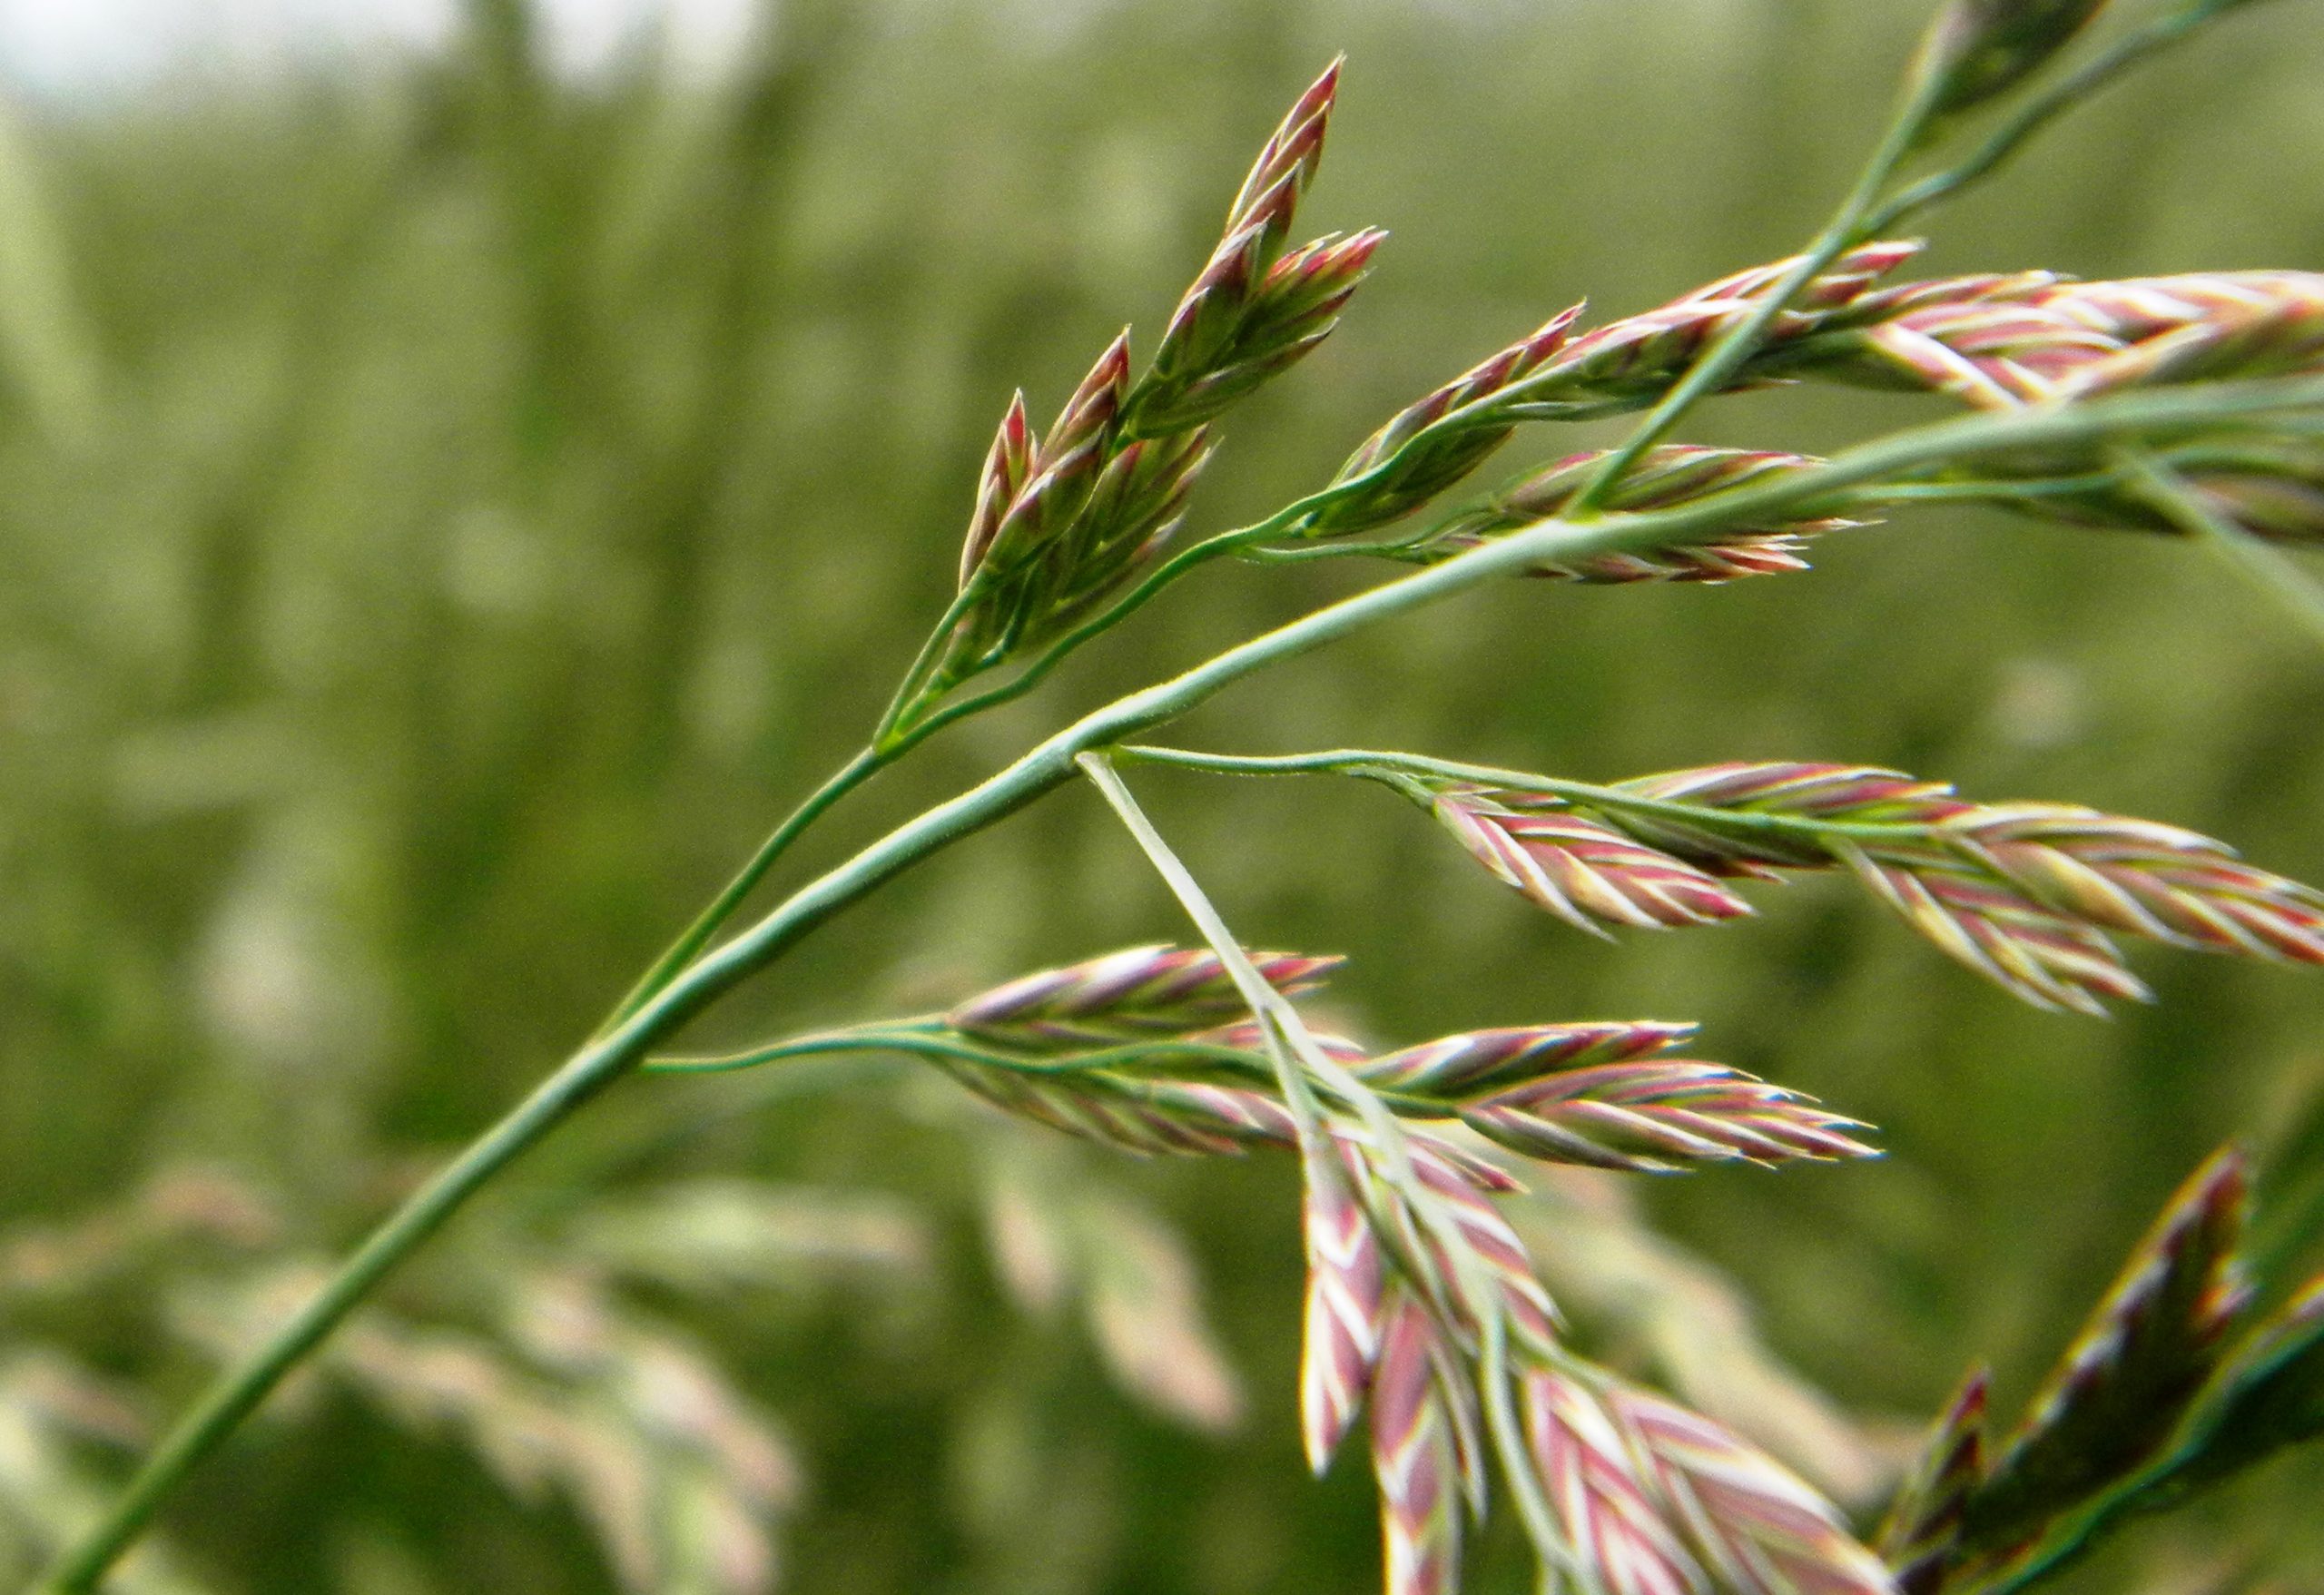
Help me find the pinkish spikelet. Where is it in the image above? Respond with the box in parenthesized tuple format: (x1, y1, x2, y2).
(1403, 446, 1857, 585)
(1826, 271, 2324, 409)
(1132, 227, 1386, 436)
(1522, 1368, 1710, 1595)
(1226, 59, 1340, 229)
(958, 391, 1037, 589)
(1536, 241, 1935, 409)
(1403, 1140, 1563, 1353)
(1041, 330, 1133, 460)
(1503, 760, 2324, 1012)
(1370, 1290, 1470, 1595)
(950, 944, 1341, 1050)
(1607, 1380, 1899, 1595)
(1431, 788, 1754, 936)
(1360, 1020, 1701, 1098)
(1876, 1370, 1988, 1595)
(1147, 62, 1348, 397)
(1457, 1060, 1878, 1174)
(1965, 1150, 2251, 1552)
(1839, 851, 2150, 1017)
(1301, 1147, 1385, 1474)
(935, 1060, 1265, 1158)
(1309, 304, 1586, 536)
(1946, 805, 2324, 965)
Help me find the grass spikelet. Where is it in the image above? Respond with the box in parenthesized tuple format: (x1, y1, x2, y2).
(1964, 1148, 2251, 1554)
(1455, 1059, 1878, 1175)
(1397, 447, 1856, 584)
(932, 1061, 1270, 1158)
(958, 390, 1036, 588)
(1531, 242, 1931, 414)
(1827, 271, 2324, 408)
(1467, 760, 2324, 1009)
(950, 944, 1340, 1049)
(1310, 305, 1586, 535)
(1405, 1139, 1563, 1352)
(1522, 1368, 1708, 1595)
(1948, 804, 2324, 963)
(1370, 1290, 1474, 1595)
(1876, 1370, 1988, 1595)
(1607, 1379, 1898, 1595)
(1132, 227, 1385, 436)
(1130, 61, 1377, 437)
(1430, 787, 1754, 935)
(1360, 1021, 1701, 1098)
(1301, 1145, 1385, 1474)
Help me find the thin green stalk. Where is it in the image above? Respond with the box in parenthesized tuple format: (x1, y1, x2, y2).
(1078, 753, 1573, 1569)
(1477, 1307, 1578, 1592)
(1075, 752, 1336, 1150)
(872, 581, 986, 747)
(40, 378, 2324, 1592)
(648, 1028, 1294, 1088)
(1111, 740, 2033, 855)
(1861, 0, 2271, 238)
(1564, 72, 1949, 513)
(892, 527, 1271, 746)
(2123, 452, 2324, 648)
(596, 743, 887, 1033)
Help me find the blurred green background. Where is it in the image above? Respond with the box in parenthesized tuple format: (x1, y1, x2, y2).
(4, 1, 2324, 1590)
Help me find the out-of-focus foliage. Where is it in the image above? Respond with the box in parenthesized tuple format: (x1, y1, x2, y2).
(3, 0, 2323, 1590)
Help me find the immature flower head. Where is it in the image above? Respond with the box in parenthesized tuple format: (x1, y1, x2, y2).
(1128, 62, 1376, 438)
(1912, 0, 2111, 116)
(1306, 306, 1583, 536)
(1876, 1373, 1989, 1595)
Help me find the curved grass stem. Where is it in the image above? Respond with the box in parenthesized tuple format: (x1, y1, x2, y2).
(2123, 451, 2324, 649)
(1564, 72, 1948, 514)
(1861, 0, 2268, 238)
(38, 371, 2324, 1594)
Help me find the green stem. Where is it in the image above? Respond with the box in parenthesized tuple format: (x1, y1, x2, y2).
(1477, 1308, 1578, 1590)
(1077, 753, 1573, 1576)
(1860, 0, 2261, 238)
(892, 526, 1270, 747)
(39, 375, 2324, 1591)
(597, 743, 888, 1034)
(648, 1029, 1294, 1088)
(873, 582, 985, 748)
(2122, 452, 2324, 649)
(1120, 743, 1973, 852)
(1564, 72, 1947, 513)
(1075, 753, 1338, 1150)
